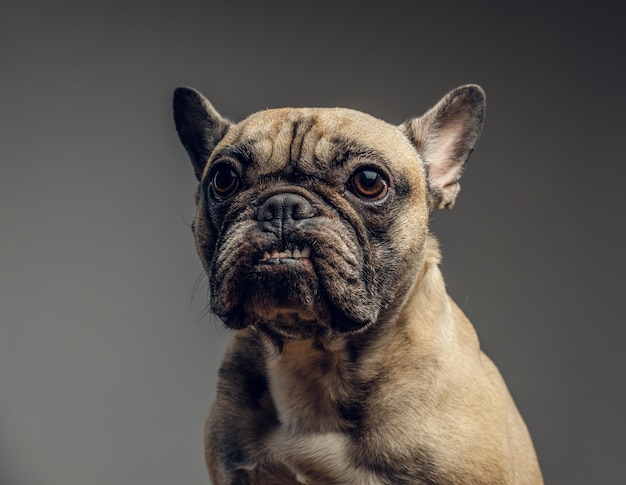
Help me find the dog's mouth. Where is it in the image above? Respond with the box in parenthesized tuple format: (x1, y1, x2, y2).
(259, 245, 312, 265)
(210, 227, 377, 336)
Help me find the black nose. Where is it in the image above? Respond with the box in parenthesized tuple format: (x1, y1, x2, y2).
(257, 193, 317, 230)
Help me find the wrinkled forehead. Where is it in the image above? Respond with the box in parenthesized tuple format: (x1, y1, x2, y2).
(208, 107, 424, 180)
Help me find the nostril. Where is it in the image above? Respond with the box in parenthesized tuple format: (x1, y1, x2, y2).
(257, 193, 317, 224)
(290, 196, 317, 220)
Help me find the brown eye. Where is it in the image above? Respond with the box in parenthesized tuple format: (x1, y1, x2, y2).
(211, 164, 240, 199)
(351, 169, 388, 201)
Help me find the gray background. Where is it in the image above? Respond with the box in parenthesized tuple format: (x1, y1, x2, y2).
(1, 1, 624, 484)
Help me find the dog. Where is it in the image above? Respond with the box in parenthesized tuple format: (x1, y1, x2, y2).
(173, 85, 543, 484)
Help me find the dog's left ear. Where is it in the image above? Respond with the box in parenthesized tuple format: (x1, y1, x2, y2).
(173, 87, 232, 181)
(400, 85, 485, 209)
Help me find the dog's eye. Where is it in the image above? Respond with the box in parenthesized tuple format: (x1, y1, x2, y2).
(210, 164, 240, 200)
(351, 169, 388, 201)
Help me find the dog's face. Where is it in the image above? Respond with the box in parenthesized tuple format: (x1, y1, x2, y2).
(174, 86, 485, 340)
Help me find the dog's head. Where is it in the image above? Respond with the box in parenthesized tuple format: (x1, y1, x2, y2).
(173, 86, 484, 340)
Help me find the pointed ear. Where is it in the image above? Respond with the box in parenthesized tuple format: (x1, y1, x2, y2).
(173, 87, 232, 181)
(400, 85, 485, 209)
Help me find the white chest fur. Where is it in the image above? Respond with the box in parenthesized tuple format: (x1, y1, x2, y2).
(262, 340, 383, 484)
(265, 429, 383, 485)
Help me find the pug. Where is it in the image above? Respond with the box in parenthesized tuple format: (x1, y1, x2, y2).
(173, 85, 543, 484)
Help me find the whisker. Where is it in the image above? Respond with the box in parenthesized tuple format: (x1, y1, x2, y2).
(182, 213, 195, 230)
(190, 270, 214, 327)
(193, 302, 213, 327)
(190, 270, 209, 310)
(210, 313, 227, 338)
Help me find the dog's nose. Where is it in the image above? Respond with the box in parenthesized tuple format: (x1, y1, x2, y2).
(257, 193, 317, 229)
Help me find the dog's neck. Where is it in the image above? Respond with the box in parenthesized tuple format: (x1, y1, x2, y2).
(263, 234, 458, 434)
(395, 234, 459, 351)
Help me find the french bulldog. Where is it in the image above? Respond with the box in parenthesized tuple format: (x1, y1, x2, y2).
(173, 85, 543, 484)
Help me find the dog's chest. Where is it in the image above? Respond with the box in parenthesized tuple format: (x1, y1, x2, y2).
(267, 341, 351, 430)
(263, 429, 383, 485)
(262, 341, 383, 484)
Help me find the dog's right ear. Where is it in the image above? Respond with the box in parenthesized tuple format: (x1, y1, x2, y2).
(173, 87, 232, 181)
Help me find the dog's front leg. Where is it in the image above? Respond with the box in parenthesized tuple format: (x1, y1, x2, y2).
(204, 332, 303, 484)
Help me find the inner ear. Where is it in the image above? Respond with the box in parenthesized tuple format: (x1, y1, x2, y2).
(400, 85, 485, 209)
(173, 87, 232, 181)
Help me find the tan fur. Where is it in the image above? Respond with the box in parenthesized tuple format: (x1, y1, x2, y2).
(173, 85, 543, 484)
